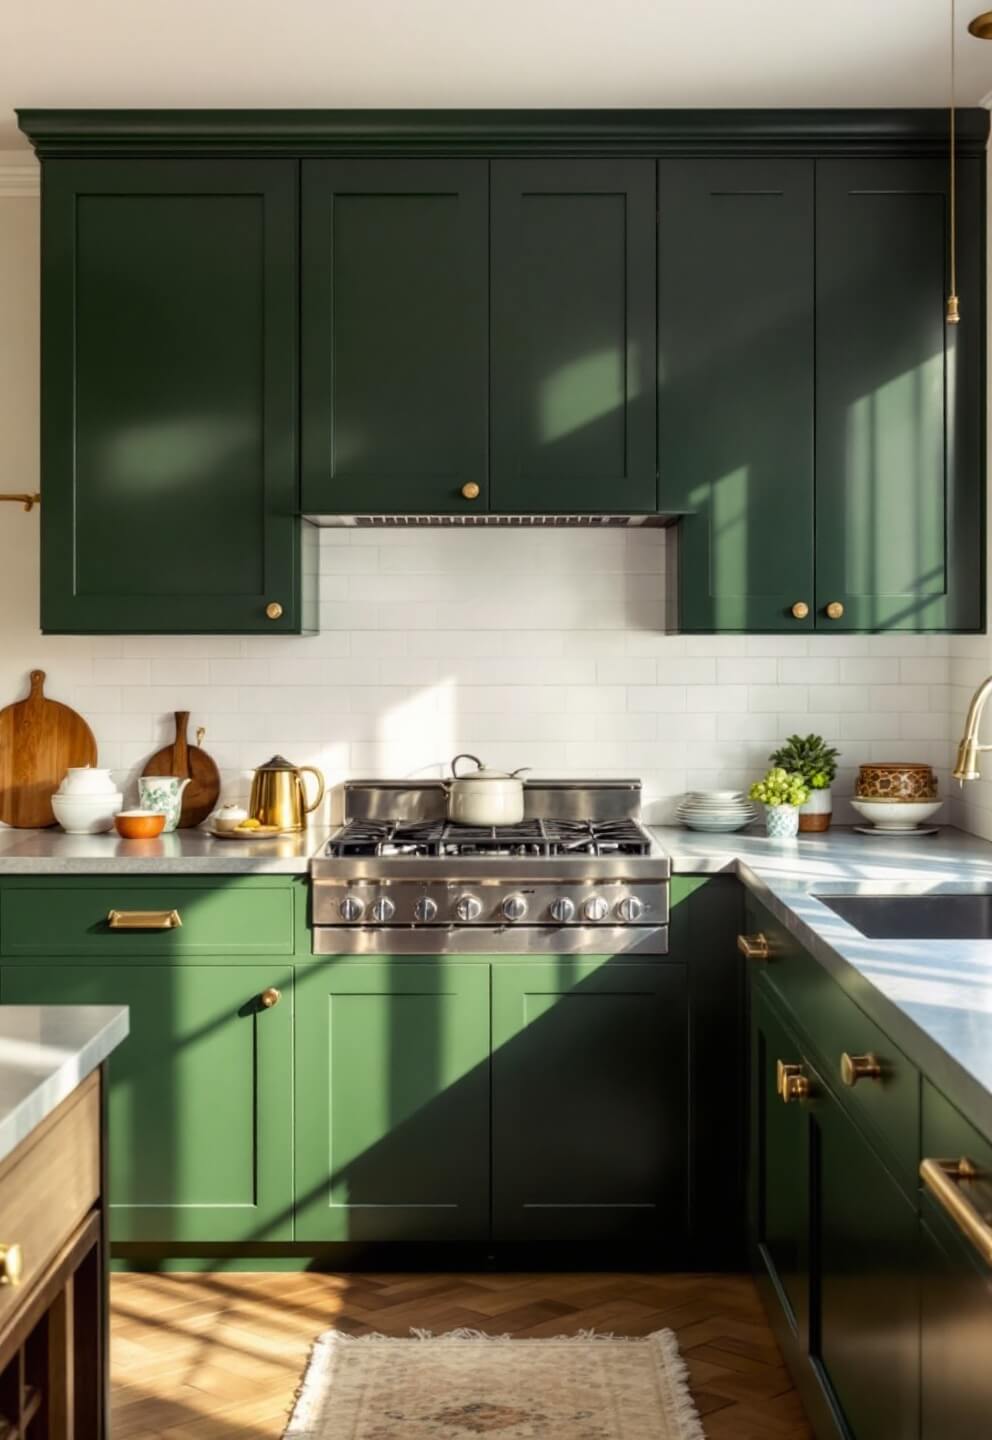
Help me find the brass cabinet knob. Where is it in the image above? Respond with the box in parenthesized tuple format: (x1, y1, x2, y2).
(265, 602, 284, 621)
(460, 482, 481, 501)
(737, 932, 770, 961)
(0, 1244, 23, 1286)
(840, 1051, 882, 1087)
(791, 601, 810, 620)
(776, 1060, 810, 1103)
(260, 987, 281, 1009)
(825, 601, 845, 620)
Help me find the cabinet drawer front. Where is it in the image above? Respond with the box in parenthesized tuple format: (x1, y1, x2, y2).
(0, 1074, 99, 1332)
(1, 883, 295, 956)
(747, 899, 919, 1184)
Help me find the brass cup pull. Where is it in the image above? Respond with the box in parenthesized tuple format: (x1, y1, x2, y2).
(825, 601, 845, 620)
(107, 909, 182, 931)
(791, 601, 810, 620)
(840, 1051, 882, 1087)
(265, 602, 284, 621)
(0, 1244, 23, 1286)
(260, 987, 281, 1009)
(461, 482, 481, 501)
(921, 1157, 992, 1266)
(738, 932, 770, 961)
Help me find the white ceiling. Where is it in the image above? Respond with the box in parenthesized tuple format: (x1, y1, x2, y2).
(3, 0, 992, 150)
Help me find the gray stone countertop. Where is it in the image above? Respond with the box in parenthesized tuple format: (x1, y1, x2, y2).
(0, 825, 332, 873)
(0, 1005, 129, 1165)
(652, 823, 992, 1136)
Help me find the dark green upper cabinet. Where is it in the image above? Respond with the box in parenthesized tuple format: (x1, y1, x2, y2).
(491, 160, 657, 513)
(658, 160, 815, 632)
(815, 157, 985, 631)
(41, 158, 310, 634)
(301, 160, 488, 516)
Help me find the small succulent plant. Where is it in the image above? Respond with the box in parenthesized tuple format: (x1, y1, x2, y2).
(749, 767, 810, 808)
(769, 733, 839, 790)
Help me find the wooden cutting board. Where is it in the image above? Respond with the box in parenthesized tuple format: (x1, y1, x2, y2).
(0, 670, 98, 828)
(142, 711, 220, 829)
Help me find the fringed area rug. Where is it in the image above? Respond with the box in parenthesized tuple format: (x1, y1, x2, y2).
(285, 1328, 705, 1439)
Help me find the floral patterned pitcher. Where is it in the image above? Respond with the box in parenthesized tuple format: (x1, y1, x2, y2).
(138, 776, 191, 833)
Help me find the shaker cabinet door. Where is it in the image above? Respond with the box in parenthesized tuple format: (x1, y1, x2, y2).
(658, 159, 815, 631)
(491, 160, 657, 513)
(2, 963, 294, 1243)
(491, 957, 687, 1245)
(815, 157, 984, 631)
(41, 159, 305, 633)
(301, 160, 489, 516)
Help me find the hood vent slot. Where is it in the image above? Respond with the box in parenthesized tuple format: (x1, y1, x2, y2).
(306, 513, 673, 529)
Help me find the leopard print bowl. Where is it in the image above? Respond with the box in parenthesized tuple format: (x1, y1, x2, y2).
(856, 763, 937, 800)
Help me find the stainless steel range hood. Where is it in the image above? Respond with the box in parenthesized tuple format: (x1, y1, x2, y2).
(303, 513, 677, 528)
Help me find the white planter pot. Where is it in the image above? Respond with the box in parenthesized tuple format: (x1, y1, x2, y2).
(764, 804, 800, 839)
(799, 786, 832, 833)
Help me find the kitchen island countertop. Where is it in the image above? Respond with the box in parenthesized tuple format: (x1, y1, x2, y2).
(0, 1005, 129, 1164)
(652, 823, 992, 1136)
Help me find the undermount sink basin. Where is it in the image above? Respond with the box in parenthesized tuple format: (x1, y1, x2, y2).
(816, 892, 992, 941)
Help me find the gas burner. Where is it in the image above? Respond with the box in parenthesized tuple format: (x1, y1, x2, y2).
(326, 816, 653, 859)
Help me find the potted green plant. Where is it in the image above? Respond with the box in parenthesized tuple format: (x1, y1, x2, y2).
(769, 734, 840, 833)
(748, 767, 809, 839)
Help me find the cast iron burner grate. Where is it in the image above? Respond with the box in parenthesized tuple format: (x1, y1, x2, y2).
(326, 817, 651, 858)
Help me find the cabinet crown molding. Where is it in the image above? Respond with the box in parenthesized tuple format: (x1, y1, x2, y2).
(16, 107, 991, 158)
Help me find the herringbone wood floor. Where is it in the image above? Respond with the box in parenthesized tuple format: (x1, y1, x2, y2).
(111, 1271, 813, 1439)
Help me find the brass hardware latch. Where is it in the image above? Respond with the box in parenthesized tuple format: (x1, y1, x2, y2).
(0, 1243, 23, 1286)
(840, 1052, 882, 1087)
(737, 932, 770, 961)
(107, 909, 182, 931)
(0, 494, 40, 513)
(776, 1059, 810, 1104)
(260, 987, 282, 1009)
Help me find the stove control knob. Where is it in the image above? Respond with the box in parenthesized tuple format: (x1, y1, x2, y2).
(550, 897, 576, 924)
(414, 896, 438, 923)
(454, 894, 483, 922)
(583, 895, 609, 922)
(616, 895, 645, 923)
(502, 894, 528, 922)
(370, 896, 396, 923)
(339, 894, 365, 922)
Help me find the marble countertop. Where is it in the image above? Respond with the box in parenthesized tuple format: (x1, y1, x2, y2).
(0, 826, 331, 873)
(0, 1005, 129, 1164)
(651, 823, 992, 1135)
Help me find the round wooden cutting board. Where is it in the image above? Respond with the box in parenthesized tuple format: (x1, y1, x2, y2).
(0, 670, 98, 828)
(142, 711, 221, 829)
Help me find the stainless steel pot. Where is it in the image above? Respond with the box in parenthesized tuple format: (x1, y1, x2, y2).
(444, 753, 530, 826)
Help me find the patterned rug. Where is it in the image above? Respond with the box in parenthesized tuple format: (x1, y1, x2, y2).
(285, 1328, 705, 1439)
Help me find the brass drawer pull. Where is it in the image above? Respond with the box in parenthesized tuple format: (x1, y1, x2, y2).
(260, 987, 282, 1009)
(107, 909, 182, 931)
(0, 1243, 23, 1286)
(841, 1051, 882, 1087)
(738, 932, 770, 961)
(920, 1157, 992, 1266)
(776, 1059, 810, 1104)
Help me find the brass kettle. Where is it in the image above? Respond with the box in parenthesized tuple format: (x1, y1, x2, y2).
(248, 755, 325, 832)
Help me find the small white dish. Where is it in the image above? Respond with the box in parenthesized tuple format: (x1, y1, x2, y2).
(851, 798, 943, 830)
(210, 805, 250, 833)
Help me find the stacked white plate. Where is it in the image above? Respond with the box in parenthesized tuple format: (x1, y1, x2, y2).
(677, 790, 758, 832)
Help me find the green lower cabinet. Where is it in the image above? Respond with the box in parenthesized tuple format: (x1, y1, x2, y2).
(919, 1200, 992, 1439)
(814, 1079, 920, 1440)
(294, 960, 491, 1243)
(491, 957, 687, 1244)
(2, 963, 293, 1243)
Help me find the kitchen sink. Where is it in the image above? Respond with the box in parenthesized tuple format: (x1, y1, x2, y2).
(816, 892, 992, 941)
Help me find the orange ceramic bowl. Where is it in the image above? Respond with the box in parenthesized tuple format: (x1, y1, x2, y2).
(115, 810, 166, 839)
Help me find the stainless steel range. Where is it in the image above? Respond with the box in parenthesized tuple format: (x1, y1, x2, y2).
(312, 779, 670, 954)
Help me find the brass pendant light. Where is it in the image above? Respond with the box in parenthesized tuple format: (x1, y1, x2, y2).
(948, 0, 960, 324)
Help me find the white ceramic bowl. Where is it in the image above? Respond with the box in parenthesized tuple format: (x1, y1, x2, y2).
(850, 797, 944, 830)
(51, 790, 123, 835)
(211, 806, 250, 833)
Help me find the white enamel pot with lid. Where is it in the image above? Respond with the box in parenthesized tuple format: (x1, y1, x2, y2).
(444, 754, 530, 826)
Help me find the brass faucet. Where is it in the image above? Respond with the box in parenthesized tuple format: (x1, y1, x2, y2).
(953, 674, 992, 782)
